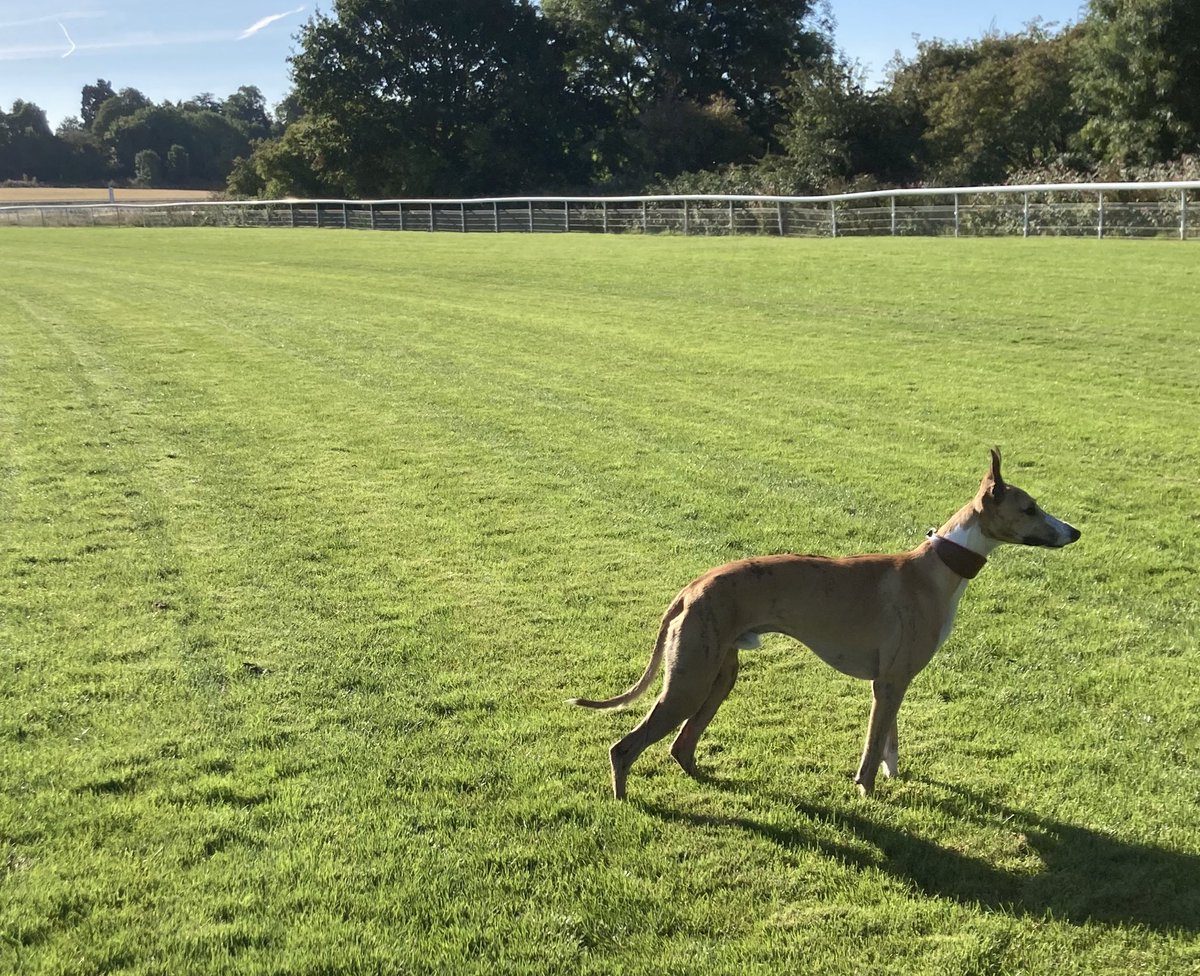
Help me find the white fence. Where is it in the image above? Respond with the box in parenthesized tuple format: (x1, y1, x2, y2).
(3, 182, 1199, 239)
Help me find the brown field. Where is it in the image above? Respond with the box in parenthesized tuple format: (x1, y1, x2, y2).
(0, 186, 217, 205)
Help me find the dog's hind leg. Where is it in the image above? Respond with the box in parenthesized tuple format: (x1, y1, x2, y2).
(670, 650, 739, 778)
(609, 687, 709, 800)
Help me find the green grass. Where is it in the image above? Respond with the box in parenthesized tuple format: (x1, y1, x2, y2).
(1, 228, 1197, 974)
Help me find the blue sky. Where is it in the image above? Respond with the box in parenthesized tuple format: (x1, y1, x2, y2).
(1, 1, 1087, 128)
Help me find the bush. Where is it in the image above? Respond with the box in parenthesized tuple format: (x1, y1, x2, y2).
(133, 148, 162, 187)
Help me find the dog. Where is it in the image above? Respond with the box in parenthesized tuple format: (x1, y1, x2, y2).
(571, 450, 1080, 799)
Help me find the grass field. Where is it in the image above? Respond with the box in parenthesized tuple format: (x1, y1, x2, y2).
(0, 187, 215, 205)
(1, 228, 1197, 974)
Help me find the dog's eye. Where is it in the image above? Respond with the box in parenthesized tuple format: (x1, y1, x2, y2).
(1022, 505, 1037, 516)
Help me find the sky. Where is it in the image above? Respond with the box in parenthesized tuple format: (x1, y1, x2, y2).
(1, 1, 1089, 129)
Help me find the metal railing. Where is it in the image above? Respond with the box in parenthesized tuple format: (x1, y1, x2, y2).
(3, 182, 1198, 239)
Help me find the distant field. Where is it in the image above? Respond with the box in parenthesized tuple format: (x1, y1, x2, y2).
(0, 186, 215, 205)
(1, 229, 1197, 974)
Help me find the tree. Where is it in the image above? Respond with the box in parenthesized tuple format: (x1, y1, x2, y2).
(3, 100, 52, 141)
(627, 95, 759, 178)
(273, 92, 306, 131)
(167, 144, 191, 184)
(777, 56, 917, 191)
(542, 0, 830, 144)
(81, 79, 116, 129)
(221, 86, 272, 140)
(133, 148, 163, 186)
(91, 87, 152, 138)
(228, 116, 344, 198)
(0, 101, 63, 181)
(885, 25, 1082, 185)
(55, 116, 111, 184)
(183, 93, 221, 113)
(108, 104, 252, 186)
(2, 83, 276, 187)
(279, 0, 590, 196)
(1074, 0, 1200, 165)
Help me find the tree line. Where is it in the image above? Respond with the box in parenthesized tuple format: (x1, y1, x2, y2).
(4, 0, 1198, 197)
(0, 82, 274, 189)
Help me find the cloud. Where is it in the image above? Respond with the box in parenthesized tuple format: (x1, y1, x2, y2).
(0, 10, 105, 30)
(0, 7, 306, 62)
(0, 29, 231, 62)
(239, 6, 305, 41)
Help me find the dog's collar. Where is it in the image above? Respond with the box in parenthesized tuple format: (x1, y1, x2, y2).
(927, 531, 987, 580)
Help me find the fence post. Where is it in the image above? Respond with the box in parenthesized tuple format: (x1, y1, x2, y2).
(728, 200, 735, 235)
(642, 200, 647, 233)
(342, 202, 348, 228)
(890, 195, 896, 236)
(429, 203, 435, 231)
(461, 202, 466, 232)
(603, 200, 609, 234)
(829, 200, 837, 238)
(369, 203, 376, 231)
(564, 200, 570, 233)
(316, 203, 322, 229)
(398, 202, 405, 231)
(493, 201, 499, 233)
(1181, 189, 1188, 240)
(777, 200, 785, 237)
(1097, 191, 1104, 239)
(1023, 193, 1029, 238)
(953, 193, 960, 237)
(683, 200, 690, 235)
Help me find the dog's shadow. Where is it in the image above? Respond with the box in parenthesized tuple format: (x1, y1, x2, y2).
(641, 777, 1200, 933)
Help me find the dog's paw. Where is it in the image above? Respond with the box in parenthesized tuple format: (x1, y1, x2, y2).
(854, 775, 875, 799)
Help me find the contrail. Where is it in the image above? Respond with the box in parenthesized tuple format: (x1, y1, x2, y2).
(0, 12, 102, 30)
(58, 20, 77, 58)
(239, 6, 305, 40)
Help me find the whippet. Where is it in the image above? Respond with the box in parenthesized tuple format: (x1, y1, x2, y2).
(571, 450, 1080, 800)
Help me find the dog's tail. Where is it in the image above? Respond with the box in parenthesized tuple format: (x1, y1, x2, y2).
(568, 593, 685, 710)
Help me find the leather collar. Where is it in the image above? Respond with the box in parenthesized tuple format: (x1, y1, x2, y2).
(928, 533, 987, 579)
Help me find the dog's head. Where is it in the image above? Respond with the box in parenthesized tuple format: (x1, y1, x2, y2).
(977, 448, 1081, 548)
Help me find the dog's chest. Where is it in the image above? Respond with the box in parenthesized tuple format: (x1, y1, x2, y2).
(936, 580, 969, 648)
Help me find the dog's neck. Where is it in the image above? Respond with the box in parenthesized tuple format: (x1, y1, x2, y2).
(927, 504, 1001, 579)
(937, 515, 1001, 558)
(928, 532, 987, 579)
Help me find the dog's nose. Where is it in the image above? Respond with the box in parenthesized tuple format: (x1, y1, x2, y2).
(1066, 525, 1081, 543)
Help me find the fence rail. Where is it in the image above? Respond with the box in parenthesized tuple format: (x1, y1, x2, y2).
(3, 182, 1199, 239)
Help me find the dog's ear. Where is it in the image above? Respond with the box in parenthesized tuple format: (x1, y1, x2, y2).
(982, 447, 1006, 501)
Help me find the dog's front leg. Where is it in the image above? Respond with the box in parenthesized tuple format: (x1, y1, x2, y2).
(881, 715, 899, 780)
(854, 677, 910, 797)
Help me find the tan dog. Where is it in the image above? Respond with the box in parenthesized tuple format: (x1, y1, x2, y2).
(571, 450, 1080, 800)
